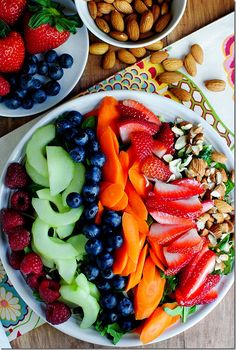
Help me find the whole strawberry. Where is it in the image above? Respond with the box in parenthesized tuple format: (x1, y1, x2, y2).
(0, 20, 25, 73)
(0, 74, 10, 96)
(0, 0, 27, 26)
(23, 0, 82, 54)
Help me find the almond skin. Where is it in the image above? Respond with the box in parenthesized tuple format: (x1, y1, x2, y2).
(103, 50, 116, 69)
(152, 4, 161, 22)
(97, 2, 114, 14)
(161, 2, 169, 15)
(139, 31, 154, 39)
(211, 151, 227, 164)
(111, 10, 125, 32)
(140, 11, 154, 33)
(109, 31, 128, 41)
(155, 13, 171, 32)
(127, 19, 140, 41)
(134, 0, 148, 14)
(184, 53, 197, 76)
(113, 0, 133, 14)
(162, 58, 183, 71)
(88, 1, 97, 19)
(89, 42, 110, 55)
(205, 79, 226, 92)
(118, 49, 137, 64)
(171, 87, 191, 102)
(145, 41, 163, 51)
(143, 0, 152, 7)
(95, 18, 110, 33)
(158, 71, 183, 84)
(191, 44, 204, 64)
(150, 50, 168, 64)
(129, 47, 147, 58)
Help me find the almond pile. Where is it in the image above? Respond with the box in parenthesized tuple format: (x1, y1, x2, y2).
(87, 0, 173, 42)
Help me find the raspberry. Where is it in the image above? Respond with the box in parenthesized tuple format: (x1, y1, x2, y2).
(20, 252, 43, 275)
(1, 208, 25, 233)
(46, 301, 71, 325)
(39, 279, 60, 303)
(8, 226, 31, 251)
(0, 75, 10, 96)
(8, 250, 25, 270)
(10, 191, 31, 212)
(26, 272, 46, 290)
(5, 163, 29, 189)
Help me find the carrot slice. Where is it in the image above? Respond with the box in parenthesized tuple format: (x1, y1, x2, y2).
(149, 239, 167, 266)
(140, 302, 179, 344)
(100, 183, 124, 208)
(125, 181, 148, 220)
(95, 201, 104, 225)
(112, 243, 129, 275)
(142, 255, 156, 282)
(125, 205, 149, 235)
(126, 244, 148, 292)
(121, 257, 137, 276)
(119, 151, 130, 188)
(129, 161, 148, 198)
(97, 96, 119, 138)
(122, 212, 140, 264)
(99, 181, 113, 193)
(149, 248, 165, 271)
(139, 231, 147, 250)
(110, 192, 128, 211)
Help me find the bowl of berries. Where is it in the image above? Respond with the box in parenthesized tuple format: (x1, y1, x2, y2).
(0, 90, 234, 346)
(0, 0, 89, 117)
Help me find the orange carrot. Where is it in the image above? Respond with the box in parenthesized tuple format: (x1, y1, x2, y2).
(129, 161, 148, 198)
(100, 183, 124, 208)
(122, 212, 140, 264)
(140, 303, 179, 344)
(119, 151, 130, 188)
(121, 257, 137, 276)
(112, 243, 129, 275)
(139, 231, 147, 250)
(149, 248, 165, 271)
(125, 181, 148, 220)
(99, 181, 113, 193)
(97, 96, 119, 138)
(125, 205, 149, 235)
(126, 244, 148, 292)
(95, 201, 104, 225)
(142, 255, 156, 282)
(110, 192, 128, 211)
(149, 239, 167, 266)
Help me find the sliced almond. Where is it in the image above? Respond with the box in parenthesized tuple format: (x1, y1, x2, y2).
(184, 53, 197, 76)
(191, 44, 204, 64)
(140, 11, 154, 33)
(134, 0, 148, 14)
(210, 223, 223, 239)
(145, 41, 163, 51)
(89, 42, 110, 55)
(212, 213, 225, 224)
(113, 0, 133, 14)
(88, 1, 97, 19)
(103, 50, 116, 69)
(150, 50, 168, 64)
(95, 18, 110, 33)
(109, 31, 128, 41)
(129, 47, 147, 58)
(152, 4, 161, 22)
(158, 71, 183, 84)
(211, 184, 226, 198)
(97, 2, 114, 14)
(211, 151, 227, 164)
(189, 158, 207, 178)
(214, 200, 233, 213)
(171, 87, 191, 102)
(225, 219, 234, 233)
(201, 228, 209, 237)
(110, 10, 125, 32)
(118, 49, 137, 64)
(162, 58, 183, 71)
(205, 79, 226, 92)
(155, 13, 171, 32)
(127, 19, 140, 41)
(206, 220, 213, 229)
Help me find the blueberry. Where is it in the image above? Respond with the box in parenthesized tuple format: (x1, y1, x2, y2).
(20, 74, 33, 90)
(66, 110, 83, 126)
(85, 128, 96, 140)
(28, 55, 39, 64)
(82, 184, 100, 202)
(74, 131, 89, 146)
(83, 224, 101, 239)
(14, 89, 27, 99)
(85, 166, 102, 183)
(107, 312, 118, 323)
(66, 192, 83, 208)
(117, 297, 134, 316)
(90, 140, 100, 153)
(120, 318, 135, 332)
(101, 224, 114, 236)
(90, 152, 106, 167)
(7, 75, 17, 87)
(63, 128, 77, 142)
(100, 293, 117, 309)
(32, 89, 47, 103)
(69, 147, 86, 163)
(5, 96, 21, 109)
(103, 211, 122, 228)
(96, 253, 114, 270)
(83, 202, 98, 220)
(59, 53, 74, 68)
(31, 78, 42, 89)
(44, 81, 61, 96)
(107, 234, 123, 249)
(48, 65, 64, 80)
(55, 119, 72, 134)
(111, 276, 125, 290)
(84, 264, 99, 281)
(101, 268, 114, 280)
(97, 279, 111, 291)
(85, 238, 103, 255)
(38, 61, 49, 75)
(23, 62, 37, 75)
(45, 50, 58, 63)
(22, 98, 34, 110)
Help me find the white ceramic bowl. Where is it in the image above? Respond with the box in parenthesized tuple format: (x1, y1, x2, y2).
(0, 91, 234, 347)
(75, 0, 187, 49)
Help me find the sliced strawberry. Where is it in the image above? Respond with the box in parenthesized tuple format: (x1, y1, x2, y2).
(121, 99, 161, 126)
(152, 140, 168, 158)
(130, 131, 153, 161)
(154, 180, 204, 200)
(201, 200, 214, 213)
(149, 210, 194, 226)
(155, 122, 175, 155)
(118, 103, 147, 120)
(163, 248, 195, 275)
(180, 250, 216, 299)
(118, 117, 159, 143)
(149, 223, 195, 245)
(172, 178, 204, 193)
(141, 155, 172, 182)
(166, 229, 202, 253)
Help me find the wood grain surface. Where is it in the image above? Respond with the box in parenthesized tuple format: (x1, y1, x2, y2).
(1, 0, 234, 348)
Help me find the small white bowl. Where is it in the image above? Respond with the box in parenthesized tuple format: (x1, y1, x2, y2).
(75, 0, 187, 48)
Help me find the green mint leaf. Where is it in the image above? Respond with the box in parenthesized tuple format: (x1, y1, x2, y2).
(164, 306, 183, 317)
(106, 324, 125, 345)
(182, 306, 198, 323)
(198, 145, 212, 165)
(81, 116, 97, 129)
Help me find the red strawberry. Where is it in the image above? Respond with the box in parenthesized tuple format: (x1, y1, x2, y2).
(0, 21, 25, 73)
(149, 210, 194, 226)
(118, 117, 159, 143)
(141, 155, 172, 181)
(153, 180, 204, 200)
(163, 248, 195, 275)
(201, 200, 214, 213)
(166, 229, 202, 253)
(0, 0, 26, 25)
(0, 208, 25, 233)
(152, 140, 167, 158)
(121, 99, 161, 126)
(172, 178, 204, 192)
(0, 74, 10, 96)
(149, 222, 195, 245)
(155, 122, 175, 155)
(130, 131, 153, 161)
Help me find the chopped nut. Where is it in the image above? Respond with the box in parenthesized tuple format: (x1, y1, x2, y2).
(208, 233, 217, 247)
(214, 200, 233, 213)
(188, 158, 207, 178)
(211, 184, 226, 198)
(206, 220, 213, 229)
(212, 213, 225, 223)
(215, 170, 223, 185)
(193, 133, 204, 144)
(175, 135, 187, 150)
(220, 222, 229, 233)
(179, 121, 192, 130)
(225, 219, 234, 233)
(219, 168, 228, 182)
(201, 228, 209, 237)
(198, 213, 210, 223)
(205, 168, 211, 177)
(211, 151, 227, 164)
(215, 261, 225, 271)
(172, 126, 184, 136)
(219, 254, 229, 262)
(208, 216, 215, 222)
(210, 223, 222, 238)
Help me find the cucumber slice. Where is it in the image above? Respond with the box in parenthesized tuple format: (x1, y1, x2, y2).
(36, 188, 67, 213)
(56, 259, 77, 284)
(32, 198, 83, 227)
(62, 163, 86, 207)
(89, 282, 100, 301)
(67, 235, 87, 260)
(26, 124, 55, 178)
(31, 240, 55, 269)
(56, 224, 75, 239)
(25, 160, 49, 187)
(46, 146, 74, 196)
(75, 273, 90, 293)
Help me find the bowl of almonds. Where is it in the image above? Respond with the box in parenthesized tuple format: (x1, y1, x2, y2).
(75, 0, 187, 48)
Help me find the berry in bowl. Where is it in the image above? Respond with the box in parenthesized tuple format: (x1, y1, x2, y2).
(0, 91, 234, 346)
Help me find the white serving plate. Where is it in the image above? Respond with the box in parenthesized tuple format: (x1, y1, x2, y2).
(0, 0, 89, 118)
(0, 91, 234, 347)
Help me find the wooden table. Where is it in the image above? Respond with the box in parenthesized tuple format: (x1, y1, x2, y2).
(1, 0, 234, 348)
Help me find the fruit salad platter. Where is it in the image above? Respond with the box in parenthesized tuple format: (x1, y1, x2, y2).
(0, 0, 88, 117)
(0, 91, 234, 346)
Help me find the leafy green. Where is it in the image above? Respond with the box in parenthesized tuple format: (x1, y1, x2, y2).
(160, 272, 178, 303)
(225, 178, 234, 196)
(214, 162, 228, 171)
(222, 246, 235, 275)
(147, 214, 154, 227)
(24, 246, 32, 254)
(198, 145, 212, 165)
(164, 305, 198, 323)
(95, 320, 125, 345)
(81, 116, 97, 129)
(33, 291, 42, 301)
(27, 183, 44, 195)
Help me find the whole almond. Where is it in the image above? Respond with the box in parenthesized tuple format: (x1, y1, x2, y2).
(162, 58, 183, 71)
(118, 49, 137, 64)
(134, 0, 148, 14)
(109, 31, 128, 41)
(89, 42, 110, 55)
(184, 53, 197, 76)
(95, 18, 110, 33)
(125, 13, 138, 23)
(139, 31, 154, 39)
(88, 1, 97, 19)
(129, 47, 147, 58)
(104, 0, 115, 3)
(127, 19, 140, 41)
(113, 0, 133, 14)
(211, 151, 227, 164)
(150, 50, 168, 63)
(158, 71, 183, 84)
(143, 0, 152, 6)
(205, 79, 226, 92)
(191, 44, 204, 64)
(171, 87, 191, 102)
(155, 13, 171, 32)
(140, 11, 154, 33)
(111, 10, 125, 31)
(103, 50, 116, 69)
(152, 4, 161, 22)
(97, 2, 114, 14)
(161, 2, 169, 15)
(145, 40, 163, 50)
